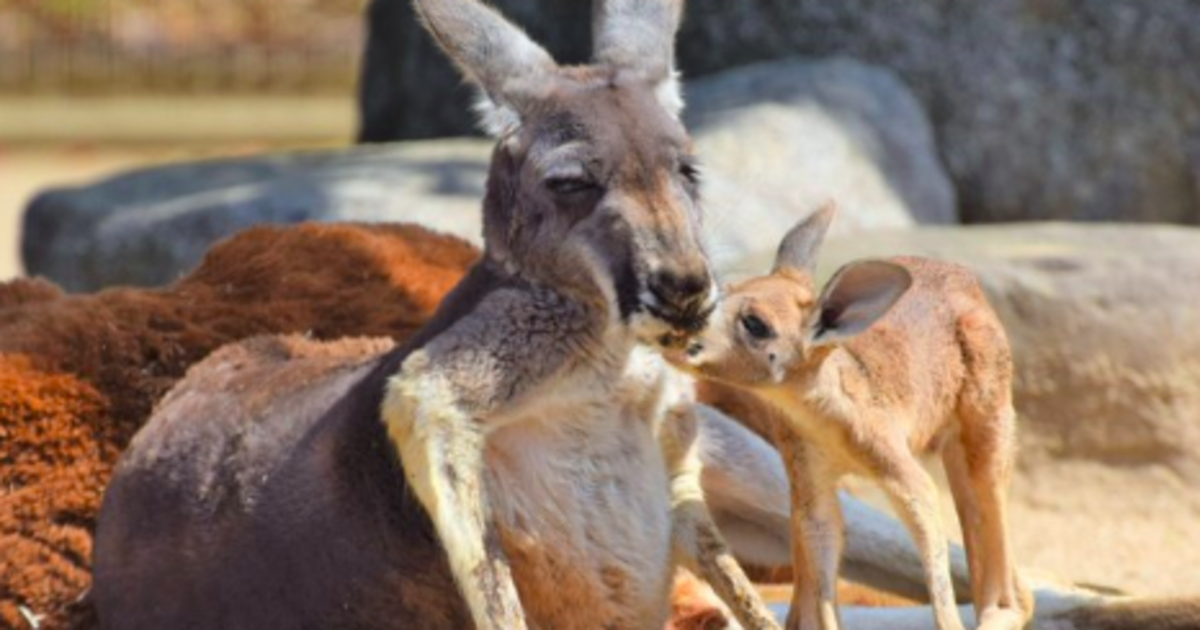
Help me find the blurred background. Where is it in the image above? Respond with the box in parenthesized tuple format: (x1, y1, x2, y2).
(0, 0, 364, 281)
(2, 0, 1199, 622)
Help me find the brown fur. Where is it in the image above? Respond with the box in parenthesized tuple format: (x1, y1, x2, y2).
(0, 222, 478, 628)
(1052, 597, 1200, 630)
(88, 1, 748, 627)
(0, 220, 814, 630)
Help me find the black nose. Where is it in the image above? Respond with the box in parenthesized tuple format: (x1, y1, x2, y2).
(647, 271, 713, 331)
(649, 271, 710, 310)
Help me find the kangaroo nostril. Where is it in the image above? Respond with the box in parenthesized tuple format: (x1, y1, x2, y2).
(649, 272, 711, 309)
(686, 341, 704, 357)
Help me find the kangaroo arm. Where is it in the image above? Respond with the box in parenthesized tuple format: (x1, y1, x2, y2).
(692, 404, 971, 602)
(382, 283, 597, 630)
(662, 403, 780, 629)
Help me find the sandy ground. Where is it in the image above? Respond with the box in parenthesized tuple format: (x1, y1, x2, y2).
(847, 458, 1200, 598)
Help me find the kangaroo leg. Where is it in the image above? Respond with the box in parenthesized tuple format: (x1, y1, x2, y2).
(664, 405, 779, 630)
(383, 367, 525, 630)
(958, 405, 1030, 630)
(777, 437, 843, 630)
(878, 450, 966, 630)
(694, 403, 972, 602)
(942, 440, 984, 611)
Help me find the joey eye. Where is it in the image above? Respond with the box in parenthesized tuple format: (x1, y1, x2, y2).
(679, 161, 700, 185)
(740, 314, 773, 340)
(545, 177, 598, 196)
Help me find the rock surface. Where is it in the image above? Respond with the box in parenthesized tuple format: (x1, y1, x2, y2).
(687, 58, 955, 271)
(25, 58, 953, 291)
(360, 0, 1200, 225)
(22, 141, 492, 292)
(738, 223, 1200, 595)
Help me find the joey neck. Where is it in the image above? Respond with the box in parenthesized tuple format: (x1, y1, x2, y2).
(758, 349, 844, 416)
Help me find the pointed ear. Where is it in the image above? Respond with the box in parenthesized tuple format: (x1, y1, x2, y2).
(772, 202, 838, 275)
(415, 0, 557, 136)
(808, 260, 912, 347)
(592, 0, 685, 116)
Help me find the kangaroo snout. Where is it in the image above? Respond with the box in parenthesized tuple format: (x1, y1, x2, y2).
(644, 268, 716, 333)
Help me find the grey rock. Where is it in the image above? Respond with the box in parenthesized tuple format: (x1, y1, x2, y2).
(360, 0, 1200, 225)
(23, 141, 493, 292)
(26, 59, 953, 291)
(689, 58, 955, 272)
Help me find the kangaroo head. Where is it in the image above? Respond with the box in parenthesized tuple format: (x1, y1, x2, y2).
(416, 0, 715, 338)
(668, 204, 912, 385)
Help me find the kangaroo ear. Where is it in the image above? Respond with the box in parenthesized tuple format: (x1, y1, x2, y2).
(773, 202, 838, 276)
(414, 0, 557, 136)
(592, 0, 685, 117)
(809, 260, 912, 347)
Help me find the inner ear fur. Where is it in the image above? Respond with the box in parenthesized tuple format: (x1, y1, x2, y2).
(773, 202, 838, 276)
(809, 260, 912, 346)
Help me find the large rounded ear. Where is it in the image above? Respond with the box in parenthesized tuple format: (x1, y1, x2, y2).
(414, 0, 557, 135)
(592, 0, 685, 116)
(808, 260, 912, 347)
(772, 202, 838, 276)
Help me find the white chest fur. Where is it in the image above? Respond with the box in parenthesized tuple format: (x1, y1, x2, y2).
(483, 346, 678, 628)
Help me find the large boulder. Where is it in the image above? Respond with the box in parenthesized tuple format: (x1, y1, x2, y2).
(22, 141, 492, 292)
(25, 58, 953, 292)
(687, 58, 955, 271)
(359, 0, 1200, 226)
(738, 223, 1200, 595)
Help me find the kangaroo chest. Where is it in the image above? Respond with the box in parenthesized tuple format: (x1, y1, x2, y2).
(482, 360, 675, 629)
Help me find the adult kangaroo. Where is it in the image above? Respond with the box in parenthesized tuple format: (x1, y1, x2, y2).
(93, 1, 778, 628)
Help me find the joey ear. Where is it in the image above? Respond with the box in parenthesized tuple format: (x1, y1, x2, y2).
(808, 260, 912, 347)
(772, 202, 838, 276)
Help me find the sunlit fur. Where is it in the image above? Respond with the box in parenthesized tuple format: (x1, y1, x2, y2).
(666, 206, 1033, 630)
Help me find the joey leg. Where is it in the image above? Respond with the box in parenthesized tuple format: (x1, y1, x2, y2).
(943, 441, 984, 610)
(880, 453, 966, 630)
(958, 406, 1030, 630)
(777, 439, 842, 630)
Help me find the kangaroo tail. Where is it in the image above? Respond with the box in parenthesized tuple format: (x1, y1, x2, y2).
(1044, 595, 1200, 630)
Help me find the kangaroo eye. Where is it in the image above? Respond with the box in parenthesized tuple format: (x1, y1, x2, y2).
(740, 314, 773, 340)
(546, 177, 598, 196)
(679, 161, 701, 185)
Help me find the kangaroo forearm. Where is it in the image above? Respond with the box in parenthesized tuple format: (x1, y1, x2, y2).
(410, 285, 599, 417)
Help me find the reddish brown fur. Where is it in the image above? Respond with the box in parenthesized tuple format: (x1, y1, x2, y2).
(675, 228, 1028, 629)
(0, 223, 478, 629)
(1, 222, 759, 630)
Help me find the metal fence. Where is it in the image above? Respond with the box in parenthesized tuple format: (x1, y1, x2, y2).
(0, 0, 365, 94)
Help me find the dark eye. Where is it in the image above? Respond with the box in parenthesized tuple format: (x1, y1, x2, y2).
(546, 177, 598, 196)
(740, 314, 773, 340)
(679, 160, 701, 185)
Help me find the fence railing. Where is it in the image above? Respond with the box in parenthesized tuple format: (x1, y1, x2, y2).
(0, 0, 365, 94)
